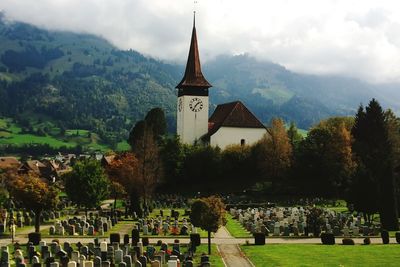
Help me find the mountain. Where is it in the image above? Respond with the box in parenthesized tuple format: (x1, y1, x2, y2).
(0, 16, 399, 147)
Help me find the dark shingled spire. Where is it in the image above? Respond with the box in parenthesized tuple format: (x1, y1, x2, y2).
(176, 13, 212, 95)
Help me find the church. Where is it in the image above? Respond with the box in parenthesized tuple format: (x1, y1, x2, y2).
(176, 15, 267, 149)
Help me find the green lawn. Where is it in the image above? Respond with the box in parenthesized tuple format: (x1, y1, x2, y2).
(242, 244, 400, 267)
(194, 244, 225, 267)
(225, 214, 252, 238)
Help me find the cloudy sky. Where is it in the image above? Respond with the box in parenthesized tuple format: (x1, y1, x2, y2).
(1, 0, 400, 83)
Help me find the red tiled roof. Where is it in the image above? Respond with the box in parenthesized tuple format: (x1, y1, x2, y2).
(176, 15, 212, 89)
(206, 101, 266, 137)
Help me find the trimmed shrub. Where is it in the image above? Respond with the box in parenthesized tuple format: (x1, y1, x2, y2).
(110, 233, 120, 244)
(395, 232, 400, 244)
(321, 233, 335, 245)
(381, 230, 389, 244)
(28, 232, 41, 245)
(142, 237, 149, 246)
(363, 237, 371, 245)
(254, 232, 266, 245)
(342, 238, 355, 245)
(190, 233, 201, 246)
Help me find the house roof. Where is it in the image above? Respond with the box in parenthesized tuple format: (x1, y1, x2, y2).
(0, 157, 20, 170)
(176, 14, 212, 90)
(206, 101, 266, 137)
(23, 160, 46, 173)
(101, 155, 115, 166)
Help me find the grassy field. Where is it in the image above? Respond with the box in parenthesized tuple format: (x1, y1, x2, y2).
(194, 244, 225, 267)
(0, 117, 117, 152)
(225, 214, 252, 238)
(241, 244, 400, 267)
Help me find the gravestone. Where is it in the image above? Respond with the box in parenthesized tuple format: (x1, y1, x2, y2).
(123, 255, 132, 267)
(94, 256, 102, 267)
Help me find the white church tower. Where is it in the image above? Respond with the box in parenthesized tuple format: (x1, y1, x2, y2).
(176, 14, 212, 144)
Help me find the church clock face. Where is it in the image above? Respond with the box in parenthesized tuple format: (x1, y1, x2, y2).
(189, 97, 203, 112)
(178, 98, 183, 112)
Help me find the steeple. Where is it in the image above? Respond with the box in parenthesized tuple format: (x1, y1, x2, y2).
(176, 12, 212, 94)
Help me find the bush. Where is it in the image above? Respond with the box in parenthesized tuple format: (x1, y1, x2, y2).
(321, 233, 335, 245)
(363, 237, 371, 245)
(254, 232, 266, 245)
(28, 232, 41, 245)
(395, 232, 400, 244)
(342, 238, 355, 245)
(381, 230, 389, 244)
(110, 233, 120, 244)
(190, 233, 201, 246)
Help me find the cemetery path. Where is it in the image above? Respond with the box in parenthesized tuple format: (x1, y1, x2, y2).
(218, 244, 254, 267)
(216, 227, 255, 267)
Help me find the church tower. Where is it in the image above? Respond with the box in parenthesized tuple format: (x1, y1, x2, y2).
(176, 14, 212, 144)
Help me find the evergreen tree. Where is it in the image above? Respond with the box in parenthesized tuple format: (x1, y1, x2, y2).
(350, 99, 398, 230)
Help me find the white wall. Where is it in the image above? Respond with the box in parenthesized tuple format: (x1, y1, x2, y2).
(177, 95, 209, 144)
(210, 126, 267, 149)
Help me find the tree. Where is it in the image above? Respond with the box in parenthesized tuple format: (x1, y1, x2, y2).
(105, 152, 142, 217)
(255, 118, 292, 188)
(144, 107, 167, 141)
(220, 144, 257, 192)
(287, 122, 303, 149)
(350, 99, 398, 230)
(132, 126, 163, 211)
(159, 135, 185, 189)
(190, 196, 226, 255)
(181, 145, 221, 193)
(110, 181, 126, 214)
(63, 159, 109, 215)
(128, 120, 146, 150)
(7, 171, 58, 232)
(295, 117, 355, 197)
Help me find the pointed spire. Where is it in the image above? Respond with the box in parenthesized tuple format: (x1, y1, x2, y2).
(176, 13, 212, 90)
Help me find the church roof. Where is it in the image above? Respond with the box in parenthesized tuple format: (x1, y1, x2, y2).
(206, 101, 266, 137)
(176, 14, 212, 89)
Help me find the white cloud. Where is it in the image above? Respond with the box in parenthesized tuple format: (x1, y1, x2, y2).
(1, 0, 400, 83)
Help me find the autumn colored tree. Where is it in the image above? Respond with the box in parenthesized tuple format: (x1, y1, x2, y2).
(255, 118, 292, 187)
(63, 159, 109, 215)
(190, 196, 226, 255)
(106, 152, 142, 217)
(7, 171, 58, 232)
